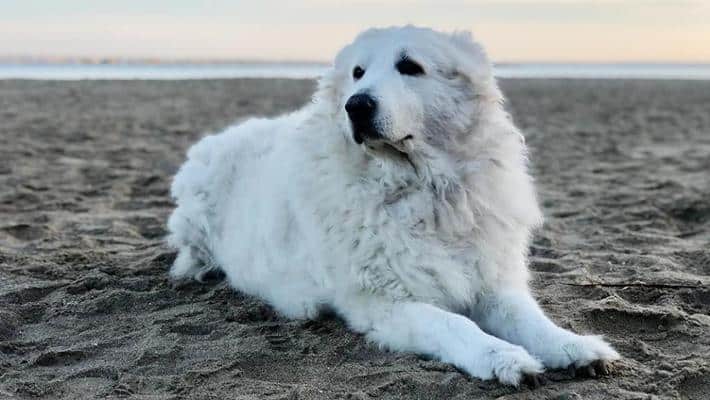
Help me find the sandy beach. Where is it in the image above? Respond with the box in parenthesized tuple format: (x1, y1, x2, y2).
(1, 78, 709, 399)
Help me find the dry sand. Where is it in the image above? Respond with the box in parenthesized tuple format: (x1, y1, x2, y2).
(0, 78, 709, 399)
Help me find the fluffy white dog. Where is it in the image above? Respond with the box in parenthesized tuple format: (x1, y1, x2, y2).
(167, 26, 619, 386)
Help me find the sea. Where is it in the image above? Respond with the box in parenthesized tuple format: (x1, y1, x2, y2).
(1, 62, 709, 80)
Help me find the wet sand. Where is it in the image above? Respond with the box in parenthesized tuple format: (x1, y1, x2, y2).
(1, 78, 709, 399)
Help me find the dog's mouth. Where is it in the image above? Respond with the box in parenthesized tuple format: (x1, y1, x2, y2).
(362, 135, 416, 171)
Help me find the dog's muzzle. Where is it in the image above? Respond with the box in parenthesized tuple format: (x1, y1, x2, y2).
(345, 93, 380, 144)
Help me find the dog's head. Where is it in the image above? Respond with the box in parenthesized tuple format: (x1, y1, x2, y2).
(318, 26, 504, 167)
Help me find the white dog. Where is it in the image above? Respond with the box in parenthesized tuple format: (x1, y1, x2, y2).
(167, 26, 619, 386)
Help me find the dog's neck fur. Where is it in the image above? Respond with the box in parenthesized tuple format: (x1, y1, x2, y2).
(301, 94, 540, 248)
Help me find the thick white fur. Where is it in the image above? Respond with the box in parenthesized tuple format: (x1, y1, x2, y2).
(167, 26, 619, 386)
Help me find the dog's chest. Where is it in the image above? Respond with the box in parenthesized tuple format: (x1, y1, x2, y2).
(382, 185, 437, 231)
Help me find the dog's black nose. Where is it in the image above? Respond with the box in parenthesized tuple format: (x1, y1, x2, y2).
(345, 94, 379, 144)
(345, 93, 377, 123)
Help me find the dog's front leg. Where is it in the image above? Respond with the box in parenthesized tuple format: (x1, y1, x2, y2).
(474, 288, 620, 375)
(337, 296, 543, 386)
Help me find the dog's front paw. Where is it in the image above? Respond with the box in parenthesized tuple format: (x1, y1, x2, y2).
(542, 334, 620, 374)
(493, 345, 545, 386)
(463, 344, 544, 386)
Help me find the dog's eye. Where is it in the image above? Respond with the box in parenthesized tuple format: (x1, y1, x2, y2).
(396, 58, 425, 76)
(353, 66, 365, 80)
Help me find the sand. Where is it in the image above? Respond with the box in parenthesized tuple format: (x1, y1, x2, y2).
(0, 78, 708, 400)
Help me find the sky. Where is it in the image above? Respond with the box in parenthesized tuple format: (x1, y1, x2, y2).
(1, 0, 709, 63)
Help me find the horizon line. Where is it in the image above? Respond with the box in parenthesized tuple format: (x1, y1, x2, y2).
(3, 55, 710, 66)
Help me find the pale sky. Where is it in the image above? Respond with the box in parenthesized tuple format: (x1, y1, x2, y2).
(2, 0, 709, 63)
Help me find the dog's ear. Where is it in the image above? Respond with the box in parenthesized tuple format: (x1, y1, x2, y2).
(446, 31, 502, 102)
